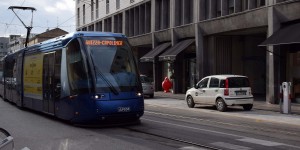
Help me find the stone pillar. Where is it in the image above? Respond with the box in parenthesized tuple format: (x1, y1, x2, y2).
(151, 0, 160, 91)
(266, 0, 281, 104)
(122, 11, 126, 35)
(151, 0, 156, 32)
(195, 0, 205, 82)
(111, 15, 115, 33)
(171, 0, 179, 93)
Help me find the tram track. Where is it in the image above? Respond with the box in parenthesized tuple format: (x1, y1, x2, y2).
(144, 110, 299, 136)
(124, 126, 222, 150)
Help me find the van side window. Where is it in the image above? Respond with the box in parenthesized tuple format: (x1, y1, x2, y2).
(220, 80, 225, 88)
(209, 77, 219, 88)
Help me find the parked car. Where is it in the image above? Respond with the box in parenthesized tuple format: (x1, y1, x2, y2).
(140, 75, 154, 98)
(0, 128, 14, 150)
(185, 75, 254, 112)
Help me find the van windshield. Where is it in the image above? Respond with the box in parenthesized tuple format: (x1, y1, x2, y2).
(140, 75, 152, 83)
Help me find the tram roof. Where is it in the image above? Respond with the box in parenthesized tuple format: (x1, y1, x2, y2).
(25, 31, 126, 53)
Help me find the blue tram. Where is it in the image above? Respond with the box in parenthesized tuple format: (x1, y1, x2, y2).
(0, 32, 144, 124)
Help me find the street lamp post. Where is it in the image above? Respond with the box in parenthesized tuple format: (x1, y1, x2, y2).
(8, 6, 36, 48)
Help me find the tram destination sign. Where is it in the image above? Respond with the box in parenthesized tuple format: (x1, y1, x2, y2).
(85, 40, 123, 46)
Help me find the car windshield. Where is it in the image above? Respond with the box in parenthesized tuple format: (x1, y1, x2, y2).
(83, 37, 139, 93)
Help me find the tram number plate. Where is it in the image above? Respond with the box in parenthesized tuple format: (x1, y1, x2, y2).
(118, 107, 131, 112)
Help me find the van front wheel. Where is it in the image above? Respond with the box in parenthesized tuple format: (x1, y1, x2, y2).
(186, 95, 195, 108)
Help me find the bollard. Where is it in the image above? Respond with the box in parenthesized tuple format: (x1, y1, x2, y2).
(280, 82, 291, 114)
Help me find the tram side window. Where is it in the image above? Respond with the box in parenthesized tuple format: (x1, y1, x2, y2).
(66, 40, 90, 95)
(0, 61, 3, 84)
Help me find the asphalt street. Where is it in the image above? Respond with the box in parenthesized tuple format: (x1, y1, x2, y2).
(0, 97, 299, 150)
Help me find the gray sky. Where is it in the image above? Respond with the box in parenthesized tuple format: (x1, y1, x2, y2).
(0, 0, 75, 37)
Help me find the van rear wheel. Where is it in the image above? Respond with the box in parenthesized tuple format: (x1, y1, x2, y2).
(216, 98, 227, 112)
(243, 104, 253, 111)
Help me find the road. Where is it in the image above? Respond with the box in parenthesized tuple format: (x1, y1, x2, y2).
(0, 97, 300, 150)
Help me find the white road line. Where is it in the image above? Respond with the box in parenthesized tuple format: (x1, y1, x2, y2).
(179, 146, 209, 150)
(211, 142, 252, 150)
(237, 138, 285, 146)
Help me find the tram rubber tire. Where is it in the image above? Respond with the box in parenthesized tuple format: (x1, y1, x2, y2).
(243, 104, 253, 111)
(216, 98, 227, 112)
(186, 95, 195, 108)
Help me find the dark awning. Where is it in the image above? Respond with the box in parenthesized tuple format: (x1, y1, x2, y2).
(140, 42, 171, 62)
(259, 23, 300, 46)
(159, 39, 195, 61)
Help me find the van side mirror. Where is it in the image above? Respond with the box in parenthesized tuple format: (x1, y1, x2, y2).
(194, 84, 198, 89)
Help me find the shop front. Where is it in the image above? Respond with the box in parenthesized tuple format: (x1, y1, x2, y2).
(260, 22, 300, 103)
(159, 39, 196, 94)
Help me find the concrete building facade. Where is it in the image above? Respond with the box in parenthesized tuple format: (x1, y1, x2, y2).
(0, 37, 9, 58)
(76, 0, 300, 104)
(27, 28, 68, 46)
(8, 35, 25, 53)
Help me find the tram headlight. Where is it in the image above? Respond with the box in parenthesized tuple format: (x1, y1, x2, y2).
(136, 92, 143, 97)
(93, 94, 105, 100)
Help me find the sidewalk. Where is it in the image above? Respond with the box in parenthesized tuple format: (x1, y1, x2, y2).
(154, 91, 300, 115)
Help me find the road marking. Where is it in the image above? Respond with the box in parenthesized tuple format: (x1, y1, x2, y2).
(142, 118, 300, 149)
(144, 111, 297, 136)
(237, 138, 284, 146)
(179, 146, 209, 150)
(58, 139, 69, 150)
(142, 118, 246, 138)
(145, 101, 300, 126)
(211, 142, 251, 150)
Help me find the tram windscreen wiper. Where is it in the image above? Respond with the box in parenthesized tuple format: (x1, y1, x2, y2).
(91, 59, 119, 95)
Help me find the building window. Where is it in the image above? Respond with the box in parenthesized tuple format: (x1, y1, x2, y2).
(116, 0, 120, 9)
(242, 0, 248, 11)
(77, 8, 80, 26)
(83, 4, 85, 24)
(91, 0, 94, 21)
(106, 0, 109, 14)
(257, 0, 265, 7)
(96, 0, 99, 18)
(217, 0, 221, 17)
(228, 0, 234, 14)
(130, 0, 134, 3)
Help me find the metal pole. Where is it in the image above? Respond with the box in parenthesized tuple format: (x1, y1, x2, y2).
(8, 6, 36, 48)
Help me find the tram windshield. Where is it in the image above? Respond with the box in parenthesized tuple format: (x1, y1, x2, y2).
(83, 37, 139, 93)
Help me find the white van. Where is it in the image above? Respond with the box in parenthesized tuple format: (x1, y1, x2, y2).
(185, 75, 254, 112)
